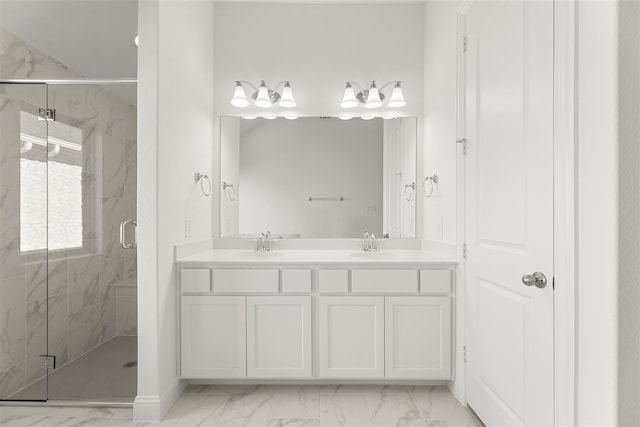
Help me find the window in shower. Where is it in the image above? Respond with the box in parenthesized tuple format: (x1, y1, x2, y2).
(20, 111, 83, 252)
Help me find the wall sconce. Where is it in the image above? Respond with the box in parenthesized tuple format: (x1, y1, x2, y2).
(231, 80, 296, 108)
(340, 80, 406, 109)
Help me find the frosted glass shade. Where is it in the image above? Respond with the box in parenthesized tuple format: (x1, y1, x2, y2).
(387, 83, 406, 108)
(340, 84, 358, 108)
(365, 83, 382, 108)
(230, 82, 250, 107)
(279, 83, 296, 108)
(254, 82, 273, 108)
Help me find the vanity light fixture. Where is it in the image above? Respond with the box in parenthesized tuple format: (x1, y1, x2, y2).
(340, 81, 406, 109)
(231, 80, 296, 108)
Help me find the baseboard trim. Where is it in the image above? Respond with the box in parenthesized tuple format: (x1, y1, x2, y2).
(133, 395, 160, 421)
(133, 380, 185, 422)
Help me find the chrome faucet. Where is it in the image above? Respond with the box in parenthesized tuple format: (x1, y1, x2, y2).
(361, 231, 380, 252)
(255, 231, 273, 252)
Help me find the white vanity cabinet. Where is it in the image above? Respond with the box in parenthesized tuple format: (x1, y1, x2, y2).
(318, 296, 385, 378)
(177, 259, 455, 382)
(385, 296, 451, 378)
(247, 296, 312, 378)
(181, 295, 246, 378)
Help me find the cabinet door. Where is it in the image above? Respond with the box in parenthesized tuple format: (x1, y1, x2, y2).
(319, 296, 384, 378)
(181, 295, 246, 378)
(385, 296, 451, 378)
(247, 296, 312, 378)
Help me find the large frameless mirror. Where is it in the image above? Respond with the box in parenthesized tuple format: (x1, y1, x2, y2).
(220, 116, 417, 239)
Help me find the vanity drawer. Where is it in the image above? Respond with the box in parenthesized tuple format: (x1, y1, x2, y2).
(351, 269, 418, 294)
(282, 269, 312, 293)
(181, 268, 212, 293)
(213, 269, 279, 293)
(319, 269, 349, 293)
(420, 269, 452, 294)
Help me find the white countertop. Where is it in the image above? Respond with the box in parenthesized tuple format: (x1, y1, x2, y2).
(176, 249, 457, 266)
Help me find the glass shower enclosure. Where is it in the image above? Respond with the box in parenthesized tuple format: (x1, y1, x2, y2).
(0, 80, 137, 403)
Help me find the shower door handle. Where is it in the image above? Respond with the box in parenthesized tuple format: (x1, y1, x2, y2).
(119, 219, 137, 249)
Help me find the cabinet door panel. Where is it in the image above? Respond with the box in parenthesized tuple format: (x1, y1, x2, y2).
(385, 296, 451, 378)
(319, 296, 384, 378)
(247, 296, 312, 378)
(181, 295, 246, 378)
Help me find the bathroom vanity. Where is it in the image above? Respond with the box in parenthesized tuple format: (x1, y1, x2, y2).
(175, 249, 456, 381)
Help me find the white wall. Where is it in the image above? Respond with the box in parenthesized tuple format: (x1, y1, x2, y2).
(136, 0, 215, 421)
(237, 118, 383, 238)
(423, 0, 464, 404)
(423, 0, 462, 252)
(213, 1, 424, 237)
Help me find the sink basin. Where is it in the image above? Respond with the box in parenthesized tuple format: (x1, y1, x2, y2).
(233, 251, 285, 258)
(349, 252, 395, 259)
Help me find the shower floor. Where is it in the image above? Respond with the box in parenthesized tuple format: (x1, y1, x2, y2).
(9, 336, 137, 403)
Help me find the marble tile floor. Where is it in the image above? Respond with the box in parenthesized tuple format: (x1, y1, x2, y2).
(0, 385, 479, 426)
(8, 337, 137, 402)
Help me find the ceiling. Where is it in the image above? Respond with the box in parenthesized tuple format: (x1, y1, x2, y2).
(0, 0, 138, 106)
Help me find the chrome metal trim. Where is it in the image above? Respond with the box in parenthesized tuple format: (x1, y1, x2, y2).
(0, 79, 137, 85)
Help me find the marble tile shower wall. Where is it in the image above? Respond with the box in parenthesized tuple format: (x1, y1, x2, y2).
(0, 28, 137, 399)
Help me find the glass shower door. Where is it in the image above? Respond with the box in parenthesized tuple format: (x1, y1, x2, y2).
(44, 82, 138, 402)
(0, 83, 50, 401)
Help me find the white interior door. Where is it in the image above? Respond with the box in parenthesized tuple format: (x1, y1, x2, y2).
(464, 1, 554, 425)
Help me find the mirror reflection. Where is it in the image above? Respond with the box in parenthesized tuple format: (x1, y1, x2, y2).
(220, 116, 417, 239)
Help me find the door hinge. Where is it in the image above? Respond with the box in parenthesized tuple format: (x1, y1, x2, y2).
(463, 345, 467, 363)
(456, 138, 467, 155)
(462, 243, 467, 259)
(38, 108, 56, 122)
(39, 354, 56, 370)
(463, 36, 468, 53)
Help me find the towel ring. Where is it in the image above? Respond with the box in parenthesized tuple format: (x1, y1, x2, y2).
(404, 182, 416, 201)
(194, 172, 211, 196)
(222, 181, 236, 201)
(423, 174, 439, 198)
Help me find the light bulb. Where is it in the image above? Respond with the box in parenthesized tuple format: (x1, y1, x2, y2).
(279, 82, 296, 108)
(365, 81, 382, 108)
(254, 81, 273, 108)
(361, 114, 376, 120)
(338, 114, 353, 120)
(284, 113, 299, 120)
(262, 115, 277, 120)
(387, 82, 406, 108)
(382, 111, 399, 120)
(340, 83, 358, 108)
(230, 82, 250, 107)
(241, 116, 257, 120)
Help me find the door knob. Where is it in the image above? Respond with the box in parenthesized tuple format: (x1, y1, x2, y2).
(521, 272, 548, 289)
